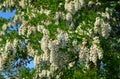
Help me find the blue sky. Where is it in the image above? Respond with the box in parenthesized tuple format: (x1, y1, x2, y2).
(0, 10, 34, 68)
(0, 10, 16, 19)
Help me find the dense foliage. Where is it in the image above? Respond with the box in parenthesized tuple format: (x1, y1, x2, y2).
(0, 0, 120, 79)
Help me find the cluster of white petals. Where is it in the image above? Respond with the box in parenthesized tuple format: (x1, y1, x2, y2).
(94, 17, 111, 39)
(38, 70, 50, 78)
(40, 29, 50, 61)
(48, 30, 69, 68)
(19, 0, 26, 8)
(79, 37, 103, 66)
(33, 28, 50, 67)
(34, 54, 42, 67)
(0, 0, 15, 11)
(57, 29, 69, 48)
(39, 7, 51, 16)
(0, 23, 12, 36)
(0, 52, 8, 70)
(48, 39, 69, 73)
(27, 26, 36, 37)
(54, 11, 65, 25)
(0, 39, 19, 70)
(65, 0, 85, 28)
(65, 0, 84, 14)
(89, 37, 103, 65)
(72, 39, 80, 53)
(33, 28, 70, 78)
(19, 24, 26, 35)
(79, 38, 89, 63)
(37, 25, 44, 32)
(101, 22, 111, 39)
(27, 43, 35, 57)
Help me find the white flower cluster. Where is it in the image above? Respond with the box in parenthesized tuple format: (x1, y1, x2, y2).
(94, 17, 102, 33)
(18, 24, 26, 35)
(88, 1, 95, 8)
(101, 22, 111, 39)
(48, 30, 69, 68)
(101, 8, 113, 20)
(0, 39, 18, 70)
(33, 28, 50, 67)
(89, 37, 103, 65)
(65, 0, 85, 28)
(19, 0, 26, 8)
(2, 24, 8, 31)
(54, 11, 65, 25)
(5, 39, 18, 54)
(40, 29, 50, 61)
(0, 0, 15, 11)
(94, 17, 111, 39)
(39, 7, 51, 16)
(37, 25, 44, 32)
(12, 39, 18, 54)
(0, 52, 8, 70)
(79, 38, 89, 63)
(5, 40, 12, 52)
(34, 54, 42, 67)
(33, 28, 70, 78)
(48, 40, 60, 70)
(65, 0, 84, 14)
(13, 14, 22, 24)
(27, 26, 36, 37)
(27, 43, 35, 57)
(79, 37, 103, 66)
(0, 22, 12, 36)
(38, 70, 50, 79)
(72, 39, 80, 53)
(57, 29, 69, 48)
(48, 39, 69, 74)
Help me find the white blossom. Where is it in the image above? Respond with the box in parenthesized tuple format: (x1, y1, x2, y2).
(27, 26, 36, 37)
(34, 55, 42, 67)
(18, 24, 26, 35)
(19, 0, 25, 8)
(101, 22, 111, 39)
(101, 12, 110, 19)
(37, 25, 44, 32)
(79, 38, 89, 63)
(88, 1, 95, 7)
(13, 39, 18, 48)
(57, 30, 69, 48)
(79, 0, 85, 7)
(94, 17, 101, 27)
(66, 12, 72, 23)
(65, 0, 75, 14)
(74, 0, 81, 11)
(5, 40, 12, 52)
(89, 37, 103, 65)
(72, 39, 80, 52)
(27, 43, 35, 57)
(39, 70, 51, 78)
(2, 24, 8, 31)
(48, 40, 59, 67)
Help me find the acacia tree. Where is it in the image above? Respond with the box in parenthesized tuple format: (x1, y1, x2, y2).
(0, 0, 120, 79)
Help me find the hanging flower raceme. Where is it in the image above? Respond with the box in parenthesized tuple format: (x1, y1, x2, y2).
(79, 38, 89, 64)
(101, 22, 111, 39)
(89, 36, 103, 66)
(27, 43, 35, 57)
(40, 29, 50, 61)
(34, 54, 42, 67)
(57, 29, 69, 48)
(27, 25, 36, 37)
(94, 17, 111, 39)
